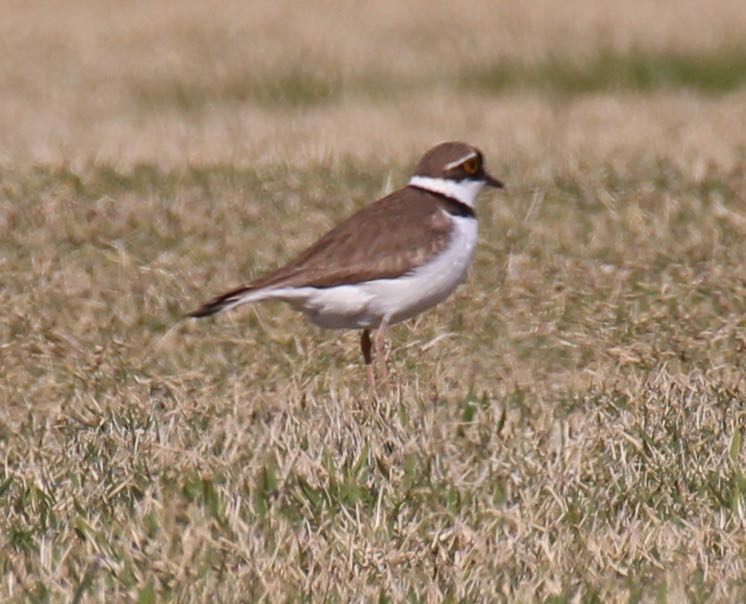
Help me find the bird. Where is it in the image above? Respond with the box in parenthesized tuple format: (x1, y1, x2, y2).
(188, 141, 504, 391)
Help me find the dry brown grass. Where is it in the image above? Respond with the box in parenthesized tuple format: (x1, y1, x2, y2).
(2, 1, 746, 602)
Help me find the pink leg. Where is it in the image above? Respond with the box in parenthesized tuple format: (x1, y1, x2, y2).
(374, 320, 389, 381)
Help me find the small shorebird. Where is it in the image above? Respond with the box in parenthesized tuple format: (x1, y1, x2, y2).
(188, 141, 503, 390)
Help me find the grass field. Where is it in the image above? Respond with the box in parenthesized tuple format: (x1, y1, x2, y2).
(3, 1, 746, 601)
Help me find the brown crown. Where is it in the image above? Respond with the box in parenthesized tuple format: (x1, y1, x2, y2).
(413, 141, 503, 189)
(414, 141, 483, 178)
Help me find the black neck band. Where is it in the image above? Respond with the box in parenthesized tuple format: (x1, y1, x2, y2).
(409, 185, 476, 218)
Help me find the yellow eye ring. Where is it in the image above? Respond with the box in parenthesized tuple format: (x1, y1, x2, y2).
(463, 158, 478, 175)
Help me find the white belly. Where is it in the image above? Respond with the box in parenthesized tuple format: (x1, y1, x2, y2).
(274, 215, 478, 329)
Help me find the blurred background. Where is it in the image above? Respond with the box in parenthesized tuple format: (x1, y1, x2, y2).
(3, 2, 746, 601)
(2, 0, 746, 171)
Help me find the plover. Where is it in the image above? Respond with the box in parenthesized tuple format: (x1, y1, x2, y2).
(188, 141, 503, 389)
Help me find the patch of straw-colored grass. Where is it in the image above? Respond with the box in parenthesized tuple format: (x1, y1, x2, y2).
(3, 1, 746, 601)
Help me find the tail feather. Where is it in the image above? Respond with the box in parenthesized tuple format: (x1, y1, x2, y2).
(187, 285, 262, 318)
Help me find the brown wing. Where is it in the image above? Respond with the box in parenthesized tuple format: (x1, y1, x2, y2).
(187, 187, 459, 318)
(246, 187, 456, 289)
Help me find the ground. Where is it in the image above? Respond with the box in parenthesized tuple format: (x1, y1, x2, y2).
(2, 1, 746, 601)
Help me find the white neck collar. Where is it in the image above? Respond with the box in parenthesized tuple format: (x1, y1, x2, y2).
(408, 175, 485, 208)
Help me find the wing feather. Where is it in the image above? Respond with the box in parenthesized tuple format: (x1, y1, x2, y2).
(246, 188, 456, 288)
(188, 187, 462, 317)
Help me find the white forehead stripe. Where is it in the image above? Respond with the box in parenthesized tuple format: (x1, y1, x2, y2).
(444, 151, 478, 171)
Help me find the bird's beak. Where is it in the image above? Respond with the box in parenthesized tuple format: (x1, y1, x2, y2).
(484, 171, 504, 189)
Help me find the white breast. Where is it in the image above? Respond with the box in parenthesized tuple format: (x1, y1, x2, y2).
(277, 212, 478, 329)
(360, 214, 477, 324)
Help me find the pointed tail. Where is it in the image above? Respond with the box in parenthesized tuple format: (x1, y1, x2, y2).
(187, 285, 263, 318)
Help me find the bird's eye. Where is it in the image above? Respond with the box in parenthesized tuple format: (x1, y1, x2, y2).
(463, 158, 479, 175)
